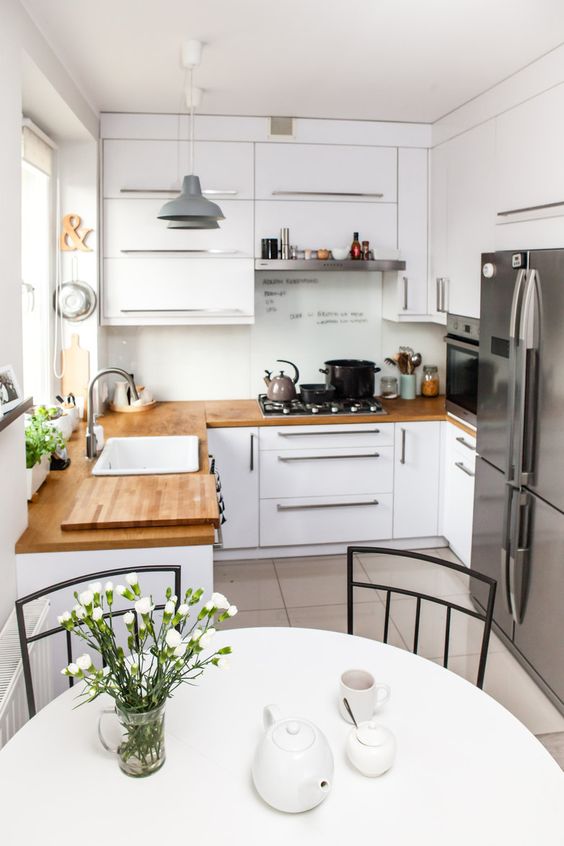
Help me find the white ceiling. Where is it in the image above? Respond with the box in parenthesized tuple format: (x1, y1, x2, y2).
(22, 0, 564, 123)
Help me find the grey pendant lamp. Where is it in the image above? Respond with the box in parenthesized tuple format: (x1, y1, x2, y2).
(158, 40, 224, 228)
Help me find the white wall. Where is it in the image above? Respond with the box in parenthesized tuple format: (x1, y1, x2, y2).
(0, 0, 98, 628)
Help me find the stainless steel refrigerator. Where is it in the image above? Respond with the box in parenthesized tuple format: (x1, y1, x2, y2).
(472, 249, 564, 714)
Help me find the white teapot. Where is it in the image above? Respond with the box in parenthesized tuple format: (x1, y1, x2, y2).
(251, 704, 334, 813)
(346, 720, 396, 777)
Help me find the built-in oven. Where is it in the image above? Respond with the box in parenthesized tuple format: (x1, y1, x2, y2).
(445, 313, 480, 426)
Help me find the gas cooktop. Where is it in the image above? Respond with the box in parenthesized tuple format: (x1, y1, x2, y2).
(258, 394, 387, 417)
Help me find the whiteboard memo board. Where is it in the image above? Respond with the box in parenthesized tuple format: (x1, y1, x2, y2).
(250, 271, 384, 394)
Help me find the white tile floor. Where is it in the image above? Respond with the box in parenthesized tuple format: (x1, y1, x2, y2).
(215, 547, 564, 766)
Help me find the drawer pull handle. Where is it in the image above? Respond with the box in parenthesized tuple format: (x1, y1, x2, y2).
(455, 436, 476, 452)
(277, 499, 379, 511)
(278, 452, 380, 462)
(120, 188, 239, 196)
(277, 429, 381, 437)
(400, 427, 407, 464)
(120, 308, 245, 314)
(271, 190, 384, 198)
(455, 461, 475, 478)
(120, 249, 241, 255)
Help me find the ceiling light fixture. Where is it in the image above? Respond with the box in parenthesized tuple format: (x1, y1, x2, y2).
(157, 40, 224, 229)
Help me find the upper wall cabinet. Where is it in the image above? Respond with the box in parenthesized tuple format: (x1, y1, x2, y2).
(429, 143, 448, 322)
(255, 143, 397, 202)
(103, 140, 254, 199)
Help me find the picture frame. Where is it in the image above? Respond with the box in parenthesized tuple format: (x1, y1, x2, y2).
(0, 364, 23, 415)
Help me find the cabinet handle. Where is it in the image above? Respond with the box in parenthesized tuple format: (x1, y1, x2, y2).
(400, 428, 407, 465)
(120, 308, 245, 314)
(120, 188, 239, 196)
(455, 460, 475, 478)
(120, 249, 241, 255)
(250, 433, 255, 471)
(436, 278, 441, 312)
(271, 190, 384, 198)
(277, 428, 381, 437)
(277, 499, 379, 511)
(402, 276, 409, 311)
(497, 199, 564, 217)
(455, 436, 476, 452)
(278, 452, 380, 462)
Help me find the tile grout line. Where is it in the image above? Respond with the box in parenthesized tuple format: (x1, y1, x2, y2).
(271, 559, 292, 626)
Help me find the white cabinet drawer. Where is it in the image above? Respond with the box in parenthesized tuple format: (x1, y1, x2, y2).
(259, 424, 394, 451)
(260, 446, 393, 498)
(102, 258, 254, 325)
(443, 458, 475, 566)
(103, 139, 254, 199)
(255, 201, 397, 257)
(255, 143, 397, 201)
(104, 199, 254, 257)
(259, 494, 393, 547)
(447, 423, 477, 471)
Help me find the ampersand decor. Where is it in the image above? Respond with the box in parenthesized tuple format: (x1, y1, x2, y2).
(60, 213, 93, 252)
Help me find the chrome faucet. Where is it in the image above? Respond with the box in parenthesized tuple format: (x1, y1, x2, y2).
(86, 368, 139, 459)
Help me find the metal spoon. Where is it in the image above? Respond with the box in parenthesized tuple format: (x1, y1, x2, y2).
(343, 697, 358, 727)
(411, 352, 422, 369)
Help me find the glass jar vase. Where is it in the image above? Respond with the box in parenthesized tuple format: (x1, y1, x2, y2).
(98, 702, 166, 777)
(422, 365, 439, 397)
(380, 376, 398, 399)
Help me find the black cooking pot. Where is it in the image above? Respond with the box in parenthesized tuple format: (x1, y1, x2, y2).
(300, 383, 336, 404)
(320, 359, 381, 399)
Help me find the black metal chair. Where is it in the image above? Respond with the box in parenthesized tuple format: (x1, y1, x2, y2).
(15, 564, 181, 718)
(347, 547, 496, 688)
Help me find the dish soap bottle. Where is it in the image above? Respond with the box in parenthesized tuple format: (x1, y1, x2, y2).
(350, 232, 362, 260)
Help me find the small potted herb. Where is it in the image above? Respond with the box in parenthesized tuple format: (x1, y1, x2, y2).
(25, 407, 66, 499)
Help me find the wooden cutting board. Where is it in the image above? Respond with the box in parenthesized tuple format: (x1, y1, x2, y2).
(61, 333, 89, 409)
(61, 474, 219, 531)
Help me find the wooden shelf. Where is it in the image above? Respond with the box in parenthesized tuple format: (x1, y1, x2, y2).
(0, 397, 33, 434)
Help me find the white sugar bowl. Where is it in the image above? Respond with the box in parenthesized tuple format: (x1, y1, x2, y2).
(346, 720, 396, 777)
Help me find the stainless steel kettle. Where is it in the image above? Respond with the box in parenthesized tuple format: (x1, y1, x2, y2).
(264, 360, 300, 402)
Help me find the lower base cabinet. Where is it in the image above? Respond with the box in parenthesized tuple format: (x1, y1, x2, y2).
(442, 423, 476, 565)
(393, 422, 441, 539)
(207, 427, 259, 549)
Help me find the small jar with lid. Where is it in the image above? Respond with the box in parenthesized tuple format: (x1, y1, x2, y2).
(379, 376, 398, 399)
(422, 365, 439, 397)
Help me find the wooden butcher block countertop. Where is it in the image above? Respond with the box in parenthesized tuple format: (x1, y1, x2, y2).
(17, 395, 473, 555)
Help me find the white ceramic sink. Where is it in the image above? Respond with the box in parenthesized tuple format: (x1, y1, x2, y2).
(92, 436, 200, 476)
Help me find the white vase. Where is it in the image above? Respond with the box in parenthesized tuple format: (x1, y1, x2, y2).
(113, 381, 130, 408)
(27, 454, 50, 501)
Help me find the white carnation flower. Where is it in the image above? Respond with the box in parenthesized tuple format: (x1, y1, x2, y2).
(116, 585, 127, 596)
(217, 657, 230, 670)
(199, 627, 216, 649)
(78, 590, 94, 607)
(177, 603, 189, 617)
(88, 582, 102, 595)
(165, 628, 182, 649)
(134, 596, 154, 616)
(57, 611, 71, 625)
(164, 600, 175, 615)
(65, 663, 79, 676)
(125, 572, 138, 586)
(123, 611, 135, 626)
(75, 606, 86, 620)
(226, 605, 238, 617)
(210, 592, 230, 610)
(76, 654, 92, 671)
(104, 581, 114, 593)
(92, 607, 103, 622)
(190, 628, 203, 642)
(173, 642, 187, 657)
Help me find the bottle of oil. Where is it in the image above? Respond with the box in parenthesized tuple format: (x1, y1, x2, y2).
(350, 232, 362, 260)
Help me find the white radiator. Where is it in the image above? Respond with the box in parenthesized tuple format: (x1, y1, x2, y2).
(0, 599, 51, 749)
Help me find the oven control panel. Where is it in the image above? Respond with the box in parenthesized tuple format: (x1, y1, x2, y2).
(446, 313, 480, 343)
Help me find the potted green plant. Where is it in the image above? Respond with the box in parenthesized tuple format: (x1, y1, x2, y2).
(25, 407, 66, 499)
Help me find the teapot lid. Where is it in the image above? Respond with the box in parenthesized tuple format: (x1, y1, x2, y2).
(355, 721, 393, 748)
(273, 720, 315, 753)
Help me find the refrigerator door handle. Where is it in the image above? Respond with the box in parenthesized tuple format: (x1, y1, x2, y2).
(517, 269, 540, 486)
(508, 492, 532, 624)
(506, 268, 528, 485)
(501, 482, 517, 615)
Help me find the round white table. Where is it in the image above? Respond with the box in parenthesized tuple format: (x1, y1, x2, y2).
(0, 628, 562, 844)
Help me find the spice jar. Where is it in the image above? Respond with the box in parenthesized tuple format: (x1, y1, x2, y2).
(380, 376, 398, 399)
(422, 365, 439, 397)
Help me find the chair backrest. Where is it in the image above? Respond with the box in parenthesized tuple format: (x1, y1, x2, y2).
(15, 564, 181, 719)
(346, 547, 496, 688)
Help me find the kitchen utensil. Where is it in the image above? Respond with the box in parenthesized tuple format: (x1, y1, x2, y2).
(53, 281, 97, 321)
(251, 704, 333, 814)
(264, 359, 300, 402)
(331, 247, 349, 260)
(299, 383, 336, 404)
(342, 698, 358, 728)
(320, 360, 381, 399)
(261, 238, 279, 259)
(411, 352, 422, 369)
(346, 721, 396, 778)
(61, 334, 90, 414)
(338, 669, 391, 723)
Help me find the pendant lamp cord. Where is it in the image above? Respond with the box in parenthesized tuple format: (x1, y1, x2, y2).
(52, 174, 65, 381)
(189, 67, 195, 175)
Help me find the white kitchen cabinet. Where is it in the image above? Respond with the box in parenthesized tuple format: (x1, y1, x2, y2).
(382, 148, 429, 321)
(442, 422, 476, 565)
(393, 422, 441, 539)
(255, 143, 397, 202)
(255, 200, 396, 257)
(207, 427, 259, 550)
(102, 258, 254, 325)
(103, 139, 254, 199)
(259, 424, 394, 451)
(429, 143, 449, 323)
(104, 199, 254, 257)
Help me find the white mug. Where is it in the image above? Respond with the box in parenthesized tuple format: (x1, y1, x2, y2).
(339, 668, 391, 724)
